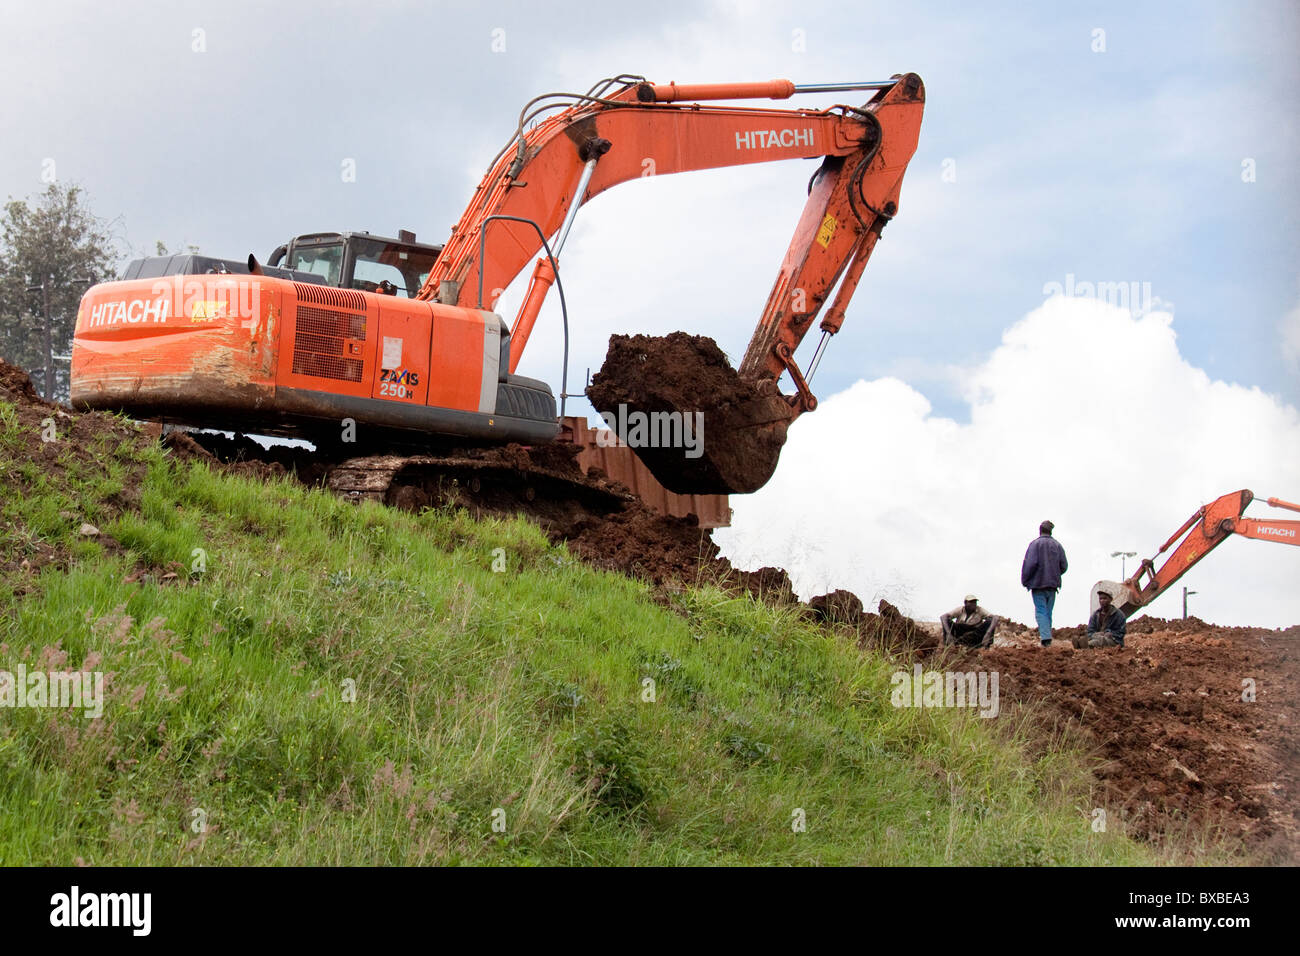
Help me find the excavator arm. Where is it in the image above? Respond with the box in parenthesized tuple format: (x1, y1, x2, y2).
(416, 74, 925, 406)
(1108, 490, 1300, 616)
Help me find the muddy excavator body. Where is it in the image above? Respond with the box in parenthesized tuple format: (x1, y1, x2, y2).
(71, 233, 560, 450)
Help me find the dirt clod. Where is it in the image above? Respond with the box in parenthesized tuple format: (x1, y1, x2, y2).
(734, 566, 797, 605)
(808, 589, 864, 624)
(585, 332, 792, 495)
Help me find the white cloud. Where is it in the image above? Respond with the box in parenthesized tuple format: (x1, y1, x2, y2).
(714, 295, 1300, 628)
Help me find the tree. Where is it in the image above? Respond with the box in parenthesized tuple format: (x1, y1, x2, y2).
(0, 184, 117, 401)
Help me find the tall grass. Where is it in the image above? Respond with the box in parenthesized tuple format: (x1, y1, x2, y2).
(0, 442, 1202, 865)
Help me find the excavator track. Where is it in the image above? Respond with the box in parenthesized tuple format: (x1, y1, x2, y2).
(176, 429, 633, 532)
(326, 453, 632, 524)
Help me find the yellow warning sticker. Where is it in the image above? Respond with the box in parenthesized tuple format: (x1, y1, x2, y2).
(190, 300, 227, 321)
(816, 213, 836, 248)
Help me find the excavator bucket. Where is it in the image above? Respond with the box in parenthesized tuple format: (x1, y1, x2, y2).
(585, 332, 795, 495)
(1092, 579, 1140, 617)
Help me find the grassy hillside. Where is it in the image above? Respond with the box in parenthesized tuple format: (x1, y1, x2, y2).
(0, 404, 1164, 865)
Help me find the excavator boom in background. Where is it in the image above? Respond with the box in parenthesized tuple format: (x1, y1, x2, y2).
(1094, 490, 1300, 617)
(69, 73, 925, 502)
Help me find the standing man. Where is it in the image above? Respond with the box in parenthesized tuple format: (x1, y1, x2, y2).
(940, 594, 999, 648)
(1073, 588, 1127, 648)
(1021, 520, 1068, 647)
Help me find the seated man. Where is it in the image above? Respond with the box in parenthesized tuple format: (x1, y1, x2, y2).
(940, 594, 999, 648)
(1075, 588, 1126, 648)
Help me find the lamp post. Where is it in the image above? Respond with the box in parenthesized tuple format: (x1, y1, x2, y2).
(1110, 550, 1136, 579)
(1182, 586, 1197, 620)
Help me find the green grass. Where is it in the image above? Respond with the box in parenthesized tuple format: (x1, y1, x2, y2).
(0, 438, 1187, 865)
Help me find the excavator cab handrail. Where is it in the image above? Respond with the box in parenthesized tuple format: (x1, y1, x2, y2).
(475, 213, 571, 417)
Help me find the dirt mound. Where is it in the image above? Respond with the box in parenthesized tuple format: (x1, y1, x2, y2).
(0, 358, 149, 578)
(1127, 614, 1212, 635)
(980, 621, 1299, 860)
(733, 566, 797, 605)
(1055, 615, 1219, 646)
(0, 359, 42, 404)
(865, 599, 941, 657)
(564, 507, 722, 586)
(802, 590, 940, 657)
(872, 604, 1298, 859)
(808, 589, 864, 624)
(585, 332, 792, 494)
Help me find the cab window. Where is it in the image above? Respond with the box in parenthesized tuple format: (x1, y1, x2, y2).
(349, 237, 437, 298)
(288, 242, 344, 286)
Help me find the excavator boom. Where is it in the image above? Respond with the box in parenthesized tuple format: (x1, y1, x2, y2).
(1103, 490, 1300, 616)
(419, 73, 925, 402)
(416, 73, 923, 493)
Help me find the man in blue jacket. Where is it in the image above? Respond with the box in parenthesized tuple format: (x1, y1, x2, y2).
(1021, 520, 1068, 647)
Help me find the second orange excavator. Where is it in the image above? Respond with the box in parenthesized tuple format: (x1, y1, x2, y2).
(1093, 490, 1300, 617)
(69, 73, 926, 499)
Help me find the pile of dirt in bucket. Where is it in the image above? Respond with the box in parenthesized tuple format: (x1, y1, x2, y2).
(585, 332, 792, 495)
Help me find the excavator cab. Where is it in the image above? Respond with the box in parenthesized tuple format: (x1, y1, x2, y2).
(269, 231, 443, 299)
(113, 229, 444, 296)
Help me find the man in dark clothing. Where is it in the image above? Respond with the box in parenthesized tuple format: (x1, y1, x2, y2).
(940, 594, 999, 648)
(1073, 588, 1126, 648)
(1021, 520, 1068, 647)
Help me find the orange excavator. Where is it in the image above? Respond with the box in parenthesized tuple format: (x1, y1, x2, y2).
(70, 73, 925, 500)
(1093, 490, 1300, 617)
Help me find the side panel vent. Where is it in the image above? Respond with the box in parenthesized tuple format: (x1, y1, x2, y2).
(291, 305, 367, 382)
(293, 282, 367, 312)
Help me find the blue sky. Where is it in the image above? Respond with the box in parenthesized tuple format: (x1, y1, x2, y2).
(3, 0, 1296, 623)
